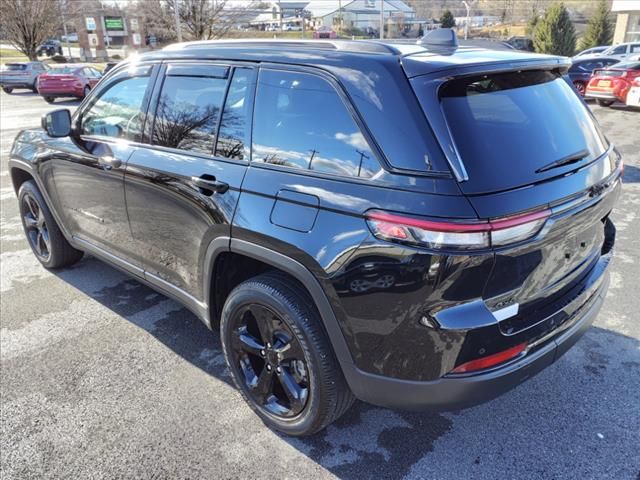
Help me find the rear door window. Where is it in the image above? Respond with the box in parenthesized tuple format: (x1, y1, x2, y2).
(152, 72, 227, 155)
(252, 69, 381, 178)
(437, 70, 609, 194)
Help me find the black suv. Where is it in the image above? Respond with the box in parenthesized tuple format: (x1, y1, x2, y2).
(10, 31, 621, 436)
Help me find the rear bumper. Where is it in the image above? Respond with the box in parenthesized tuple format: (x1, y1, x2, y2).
(345, 258, 610, 411)
(0, 80, 34, 88)
(585, 90, 618, 100)
(38, 90, 83, 98)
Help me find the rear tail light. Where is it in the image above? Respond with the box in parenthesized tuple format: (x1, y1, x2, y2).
(365, 209, 550, 250)
(449, 342, 527, 374)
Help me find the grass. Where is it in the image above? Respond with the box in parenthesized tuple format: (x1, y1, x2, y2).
(0, 48, 28, 61)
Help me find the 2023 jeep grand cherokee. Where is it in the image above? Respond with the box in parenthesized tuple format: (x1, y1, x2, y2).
(10, 31, 621, 436)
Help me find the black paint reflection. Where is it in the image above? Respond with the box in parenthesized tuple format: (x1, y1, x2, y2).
(152, 76, 226, 155)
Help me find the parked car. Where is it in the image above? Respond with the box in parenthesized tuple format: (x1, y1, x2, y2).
(599, 42, 640, 60)
(266, 24, 279, 32)
(9, 31, 621, 436)
(313, 26, 337, 39)
(36, 39, 63, 57)
(569, 55, 620, 96)
(284, 24, 303, 31)
(585, 61, 640, 106)
(36, 65, 102, 103)
(625, 76, 640, 107)
(0, 61, 48, 93)
(102, 62, 118, 75)
(61, 32, 79, 42)
(573, 45, 610, 57)
(506, 36, 534, 52)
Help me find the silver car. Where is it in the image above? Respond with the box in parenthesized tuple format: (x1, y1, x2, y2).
(600, 42, 640, 60)
(0, 62, 48, 93)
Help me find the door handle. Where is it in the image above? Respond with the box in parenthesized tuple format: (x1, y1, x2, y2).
(191, 176, 229, 194)
(99, 156, 122, 169)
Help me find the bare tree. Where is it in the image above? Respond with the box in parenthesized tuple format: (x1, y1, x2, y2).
(131, 0, 256, 43)
(0, 0, 60, 60)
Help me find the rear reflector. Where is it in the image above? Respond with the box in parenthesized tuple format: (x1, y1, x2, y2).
(450, 342, 527, 374)
(366, 209, 550, 250)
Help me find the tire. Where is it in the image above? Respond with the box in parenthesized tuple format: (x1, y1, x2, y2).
(573, 81, 586, 97)
(43, 96, 55, 104)
(221, 272, 355, 436)
(18, 180, 83, 269)
(597, 99, 614, 107)
(2, 87, 13, 94)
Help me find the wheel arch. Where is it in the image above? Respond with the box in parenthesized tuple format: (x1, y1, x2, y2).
(205, 238, 356, 376)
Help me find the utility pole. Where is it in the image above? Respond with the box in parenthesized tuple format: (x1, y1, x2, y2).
(379, 0, 384, 40)
(338, 0, 342, 35)
(462, 1, 470, 39)
(60, 3, 72, 58)
(174, 0, 183, 42)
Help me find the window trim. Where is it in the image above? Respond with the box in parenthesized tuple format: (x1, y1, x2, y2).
(250, 64, 385, 180)
(73, 62, 159, 145)
(213, 66, 257, 163)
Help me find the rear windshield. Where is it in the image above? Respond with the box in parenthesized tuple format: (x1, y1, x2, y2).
(48, 67, 78, 75)
(3, 64, 27, 71)
(439, 70, 609, 192)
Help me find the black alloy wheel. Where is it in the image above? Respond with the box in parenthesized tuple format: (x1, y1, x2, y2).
(18, 180, 83, 269)
(21, 191, 51, 261)
(230, 303, 309, 417)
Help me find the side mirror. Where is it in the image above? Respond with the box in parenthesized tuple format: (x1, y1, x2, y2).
(41, 109, 72, 137)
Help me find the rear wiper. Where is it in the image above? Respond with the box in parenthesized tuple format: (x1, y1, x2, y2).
(536, 150, 589, 173)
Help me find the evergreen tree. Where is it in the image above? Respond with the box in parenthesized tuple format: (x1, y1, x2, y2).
(533, 3, 576, 56)
(440, 10, 456, 29)
(580, 0, 612, 50)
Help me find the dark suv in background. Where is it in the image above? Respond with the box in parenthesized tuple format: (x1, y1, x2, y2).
(10, 30, 621, 436)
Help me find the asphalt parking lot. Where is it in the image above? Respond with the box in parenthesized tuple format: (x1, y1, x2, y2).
(1, 90, 639, 480)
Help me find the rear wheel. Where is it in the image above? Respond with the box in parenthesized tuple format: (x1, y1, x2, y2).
(18, 180, 83, 269)
(596, 99, 614, 107)
(2, 87, 13, 94)
(43, 96, 55, 104)
(573, 81, 586, 96)
(221, 272, 354, 436)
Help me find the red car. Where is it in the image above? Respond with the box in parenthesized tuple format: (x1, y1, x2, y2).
(585, 61, 640, 107)
(37, 65, 103, 104)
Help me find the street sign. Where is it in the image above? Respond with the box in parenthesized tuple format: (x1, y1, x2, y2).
(85, 17, 97, 31)
(132, 33, 141, 45)
(104, 16, 125, 31)
(130, 18, 139, 31)
(87, 33, 98, 47)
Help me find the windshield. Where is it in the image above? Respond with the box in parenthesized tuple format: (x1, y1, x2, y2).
(437, 70, 609, 193)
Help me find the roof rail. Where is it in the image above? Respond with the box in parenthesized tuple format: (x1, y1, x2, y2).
(164, 39, 401, 55)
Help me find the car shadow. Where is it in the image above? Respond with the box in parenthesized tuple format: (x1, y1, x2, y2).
(2, 91, 81, 106)
(52, 255, 640, 479)
(622, 164, 640, 183)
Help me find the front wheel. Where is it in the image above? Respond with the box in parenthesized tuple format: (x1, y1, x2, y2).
(221, 272, 354, 436)
(597, 99, 614, 107)
(18, 180, 83, 269)
(2, 87, 13, 94)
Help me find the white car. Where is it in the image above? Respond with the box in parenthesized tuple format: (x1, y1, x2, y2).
(626, 77, 640, 107)
(600, 42, 640, 60)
